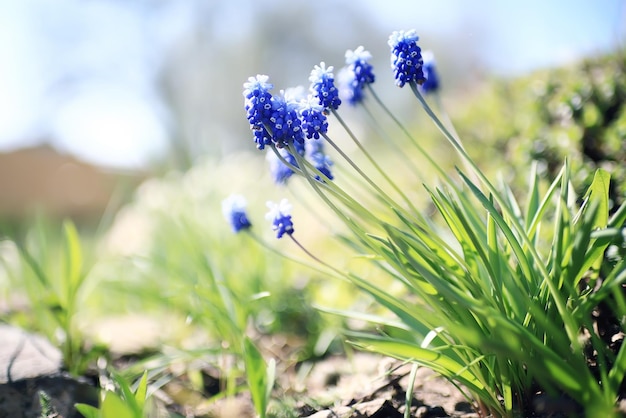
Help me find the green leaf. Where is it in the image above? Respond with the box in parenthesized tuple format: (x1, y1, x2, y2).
(243, 337, 269, 418)
(265, 358, 276, 406)
(134, 371, 149, 411)
(579, 168, 610, 229)
(348, 334, 487, 396)
(100, 392, 136, 418)
(608, 200, 626, 228)
(111, 372, 140, 415)
(559, 169, 612, 286)
(524, 161, 541, 233)
(75, 403, 100, 418)
(63, 219, 84, 294)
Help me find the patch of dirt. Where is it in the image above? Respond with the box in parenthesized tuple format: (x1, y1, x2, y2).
(281, 353, 477, 418)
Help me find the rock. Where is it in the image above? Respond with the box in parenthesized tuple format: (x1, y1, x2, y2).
(0, 324, 98, 418)
(0, 375, 98, 418)
(0, 324, 62, 383)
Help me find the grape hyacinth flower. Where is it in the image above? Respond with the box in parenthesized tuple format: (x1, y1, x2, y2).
(306, 139, 334, 181)
(298, 95, 328, 140)
(222, 194, 252, 233)
(337, 67, 362, 105)
(388, 29, 425, 87)
(420, 51, 440, 94)
(269, 93, 305, 149)
(309, 62, 341, 111)
(342, 46, 375, 105)
(266, 198, 294, 239)
(243, 75, 274, 149)
(283, 85, 307, 103)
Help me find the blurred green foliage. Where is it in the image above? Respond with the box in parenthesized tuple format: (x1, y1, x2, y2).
(455, 52, 626, 211)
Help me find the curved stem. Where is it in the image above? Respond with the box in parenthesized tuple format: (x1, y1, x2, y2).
(366, 84, 451, 182)
(432, 93, 461, 144)
(270, 143, 303, 177)
(287, 143, 386, 243)
(245, 230, 329, 275)
(288, 234, 339, 274)
(409, 82, 479, 184)
(330, 109, 416, 212)
(360, 100, 425, 184)
(321, 133, 400, 208)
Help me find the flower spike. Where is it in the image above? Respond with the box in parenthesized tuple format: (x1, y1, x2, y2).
(420, 50, 440, 94)
(298, 95, 329, 140)
(243, 75, 275, 149)
(388, 29, 425, 87)
(269, 94, 305, 148)
(266, 199, 295, 239)
(222, 194, 252, 233)
(342, 46, 375, 105)
(309, 62, 341, 111)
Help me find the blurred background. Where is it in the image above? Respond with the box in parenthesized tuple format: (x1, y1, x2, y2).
(0, 0, 624, 223)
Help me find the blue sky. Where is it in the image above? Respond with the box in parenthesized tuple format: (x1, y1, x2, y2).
(0, 0, 624, 169)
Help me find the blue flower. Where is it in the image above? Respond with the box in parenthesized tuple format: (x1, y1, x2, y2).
(306, 139, 334, 181)
(388, 30, 425, 88)
(266, 199, 294, 238)
(269, 93, 305, 148)
(266, 142, 304, 185)
(338, 67, 364, 105)
(420, 51, 440, 94)
(222, 194, 252, 233)
(309, 62, 341, 111)
(298, 95, 328, 140)
(342, 46, 375, 105)
(346, 46, 375, 86)
(243, 75, 274, 149)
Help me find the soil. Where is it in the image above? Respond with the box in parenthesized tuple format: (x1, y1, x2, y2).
(0, 323, 475, 418)
(3, 315, 626, 418)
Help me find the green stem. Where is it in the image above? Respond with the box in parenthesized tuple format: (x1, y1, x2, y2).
(245, 230, 331, 276)
(321, 133, 400, 207)
(330, 109, 417, 212)
(288, 234, 340, 275)
(366, 84, 451, 182)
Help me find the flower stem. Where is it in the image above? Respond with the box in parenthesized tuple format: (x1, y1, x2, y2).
(288, 234, 335, 271)
(245, 230, 330, 275)
(366, 84, 450, 182)
(330, 109, 417, 212)
(409, 81, 479, 184)
(321, 133, 400, 207)
(270, 144, 302, 176)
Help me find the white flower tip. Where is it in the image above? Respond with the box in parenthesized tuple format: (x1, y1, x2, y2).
(345, 46, 371, 64)
(283, 86, 307, 105)
(309, 62, 334, 83)
(388, 29, 419, 47)
(222, 194, 246, 217)
(243, 74, 273, 92)
(278, 198, 292, 213)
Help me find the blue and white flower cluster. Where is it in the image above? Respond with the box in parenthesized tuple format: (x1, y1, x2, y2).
(222, 194, 252, 233)
(243, 63, 339, 186)
(340, 46, 376, 105)
(235, 29, 433, 239)
(243, 65, 337, 152)
(388, 29, 425, 87)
